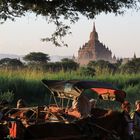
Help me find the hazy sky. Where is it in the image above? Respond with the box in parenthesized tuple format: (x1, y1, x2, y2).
(0, 9, 140, 58)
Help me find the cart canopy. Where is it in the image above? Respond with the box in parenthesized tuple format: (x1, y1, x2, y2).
(42, 79, 126, 103)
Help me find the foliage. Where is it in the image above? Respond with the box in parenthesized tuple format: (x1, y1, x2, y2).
(80, 58, 140, 76)
(23, 52, 50, 69)
(0, 0, 140, 46)
(0, 58, 23, 68)
(123, 84, 140, 108)
(79, 66, 95, 77)
(0, 65, 139, 106)
(0, 90, 14, 103)
(1, 0, 139, 22)
(45, 58, 79, 72)
(0, 56, 139, 76)
(0, 76, 47, 105)
(120, 58, 140, 74)
(46, 62, 62, 72)
(60, 58, 79, 71)
(86, 60, 117, 76)
(0, 58, 140, 104)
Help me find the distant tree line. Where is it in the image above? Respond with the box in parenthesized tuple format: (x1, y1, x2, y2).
(80, 57, 140, 76)
(0, 52, 140, 75)
(0, 52, 79, 72)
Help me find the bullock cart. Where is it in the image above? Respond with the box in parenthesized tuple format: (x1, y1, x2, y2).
(5, 80, 126, 140)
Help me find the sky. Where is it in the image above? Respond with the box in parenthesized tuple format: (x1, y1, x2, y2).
(0, 9, 140, 59)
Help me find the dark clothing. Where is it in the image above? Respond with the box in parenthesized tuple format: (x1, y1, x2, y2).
(132, 111, 140, 140)
(122, 111, 134, 140)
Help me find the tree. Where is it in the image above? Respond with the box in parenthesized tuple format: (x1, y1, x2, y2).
(60, 58, 79, 71)
(45, 58, 79, 72)
(80, 66, 96, 77)
(120, 58, 140, 74)
(0, 0, 140, 46)
(23, 52, 50, 64)
(0, 58, 23, 68)
(0, 58, 11, 65)
(45, 62, 62, 72)
(87, 60, 117, 75)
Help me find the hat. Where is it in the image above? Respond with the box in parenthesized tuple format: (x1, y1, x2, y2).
(135, 100, 140, 106)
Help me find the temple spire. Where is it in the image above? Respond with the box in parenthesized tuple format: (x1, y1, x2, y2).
(91, 22, 98, 41)
(93, 22, 96, 32)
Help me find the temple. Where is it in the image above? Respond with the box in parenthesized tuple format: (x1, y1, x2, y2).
(75, 23, 116, 66)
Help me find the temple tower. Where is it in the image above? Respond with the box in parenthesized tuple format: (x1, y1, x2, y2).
(76, 23, 115, 66)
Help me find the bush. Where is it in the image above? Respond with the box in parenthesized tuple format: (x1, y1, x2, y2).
(0, 90, 14, 103)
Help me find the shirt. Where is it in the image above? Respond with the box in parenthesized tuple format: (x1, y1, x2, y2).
(133, 111, 140, 139)
(123, 111, 134, 135)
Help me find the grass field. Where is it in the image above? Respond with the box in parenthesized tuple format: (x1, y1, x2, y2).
(0, 68, 139, 108)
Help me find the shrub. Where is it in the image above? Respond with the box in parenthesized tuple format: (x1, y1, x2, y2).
(0, 90, 14, 103)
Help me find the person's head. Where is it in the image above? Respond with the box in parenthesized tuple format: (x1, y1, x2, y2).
(135, 100, 140, 111)
(17, 98, 25, 108)
(121, 100, 131, 113)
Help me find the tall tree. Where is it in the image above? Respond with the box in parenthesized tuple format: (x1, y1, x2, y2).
(0, 0, 140, 46)
(23, 52, 50, 64)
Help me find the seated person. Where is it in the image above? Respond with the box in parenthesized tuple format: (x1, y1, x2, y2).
(16, 99, 26, 108)
(121, 100, 133, 140)
(68, 94, 94, 119)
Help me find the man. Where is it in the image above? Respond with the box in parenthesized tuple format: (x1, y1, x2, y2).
(76, 94, 91, 118)
(132, 100, 140, 140)
(121, 100, 133, 140)
(16, 99, 26, 108)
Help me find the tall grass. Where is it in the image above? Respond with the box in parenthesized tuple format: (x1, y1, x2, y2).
(0, 68, 139, 106)
(0, 68, 93, 80)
